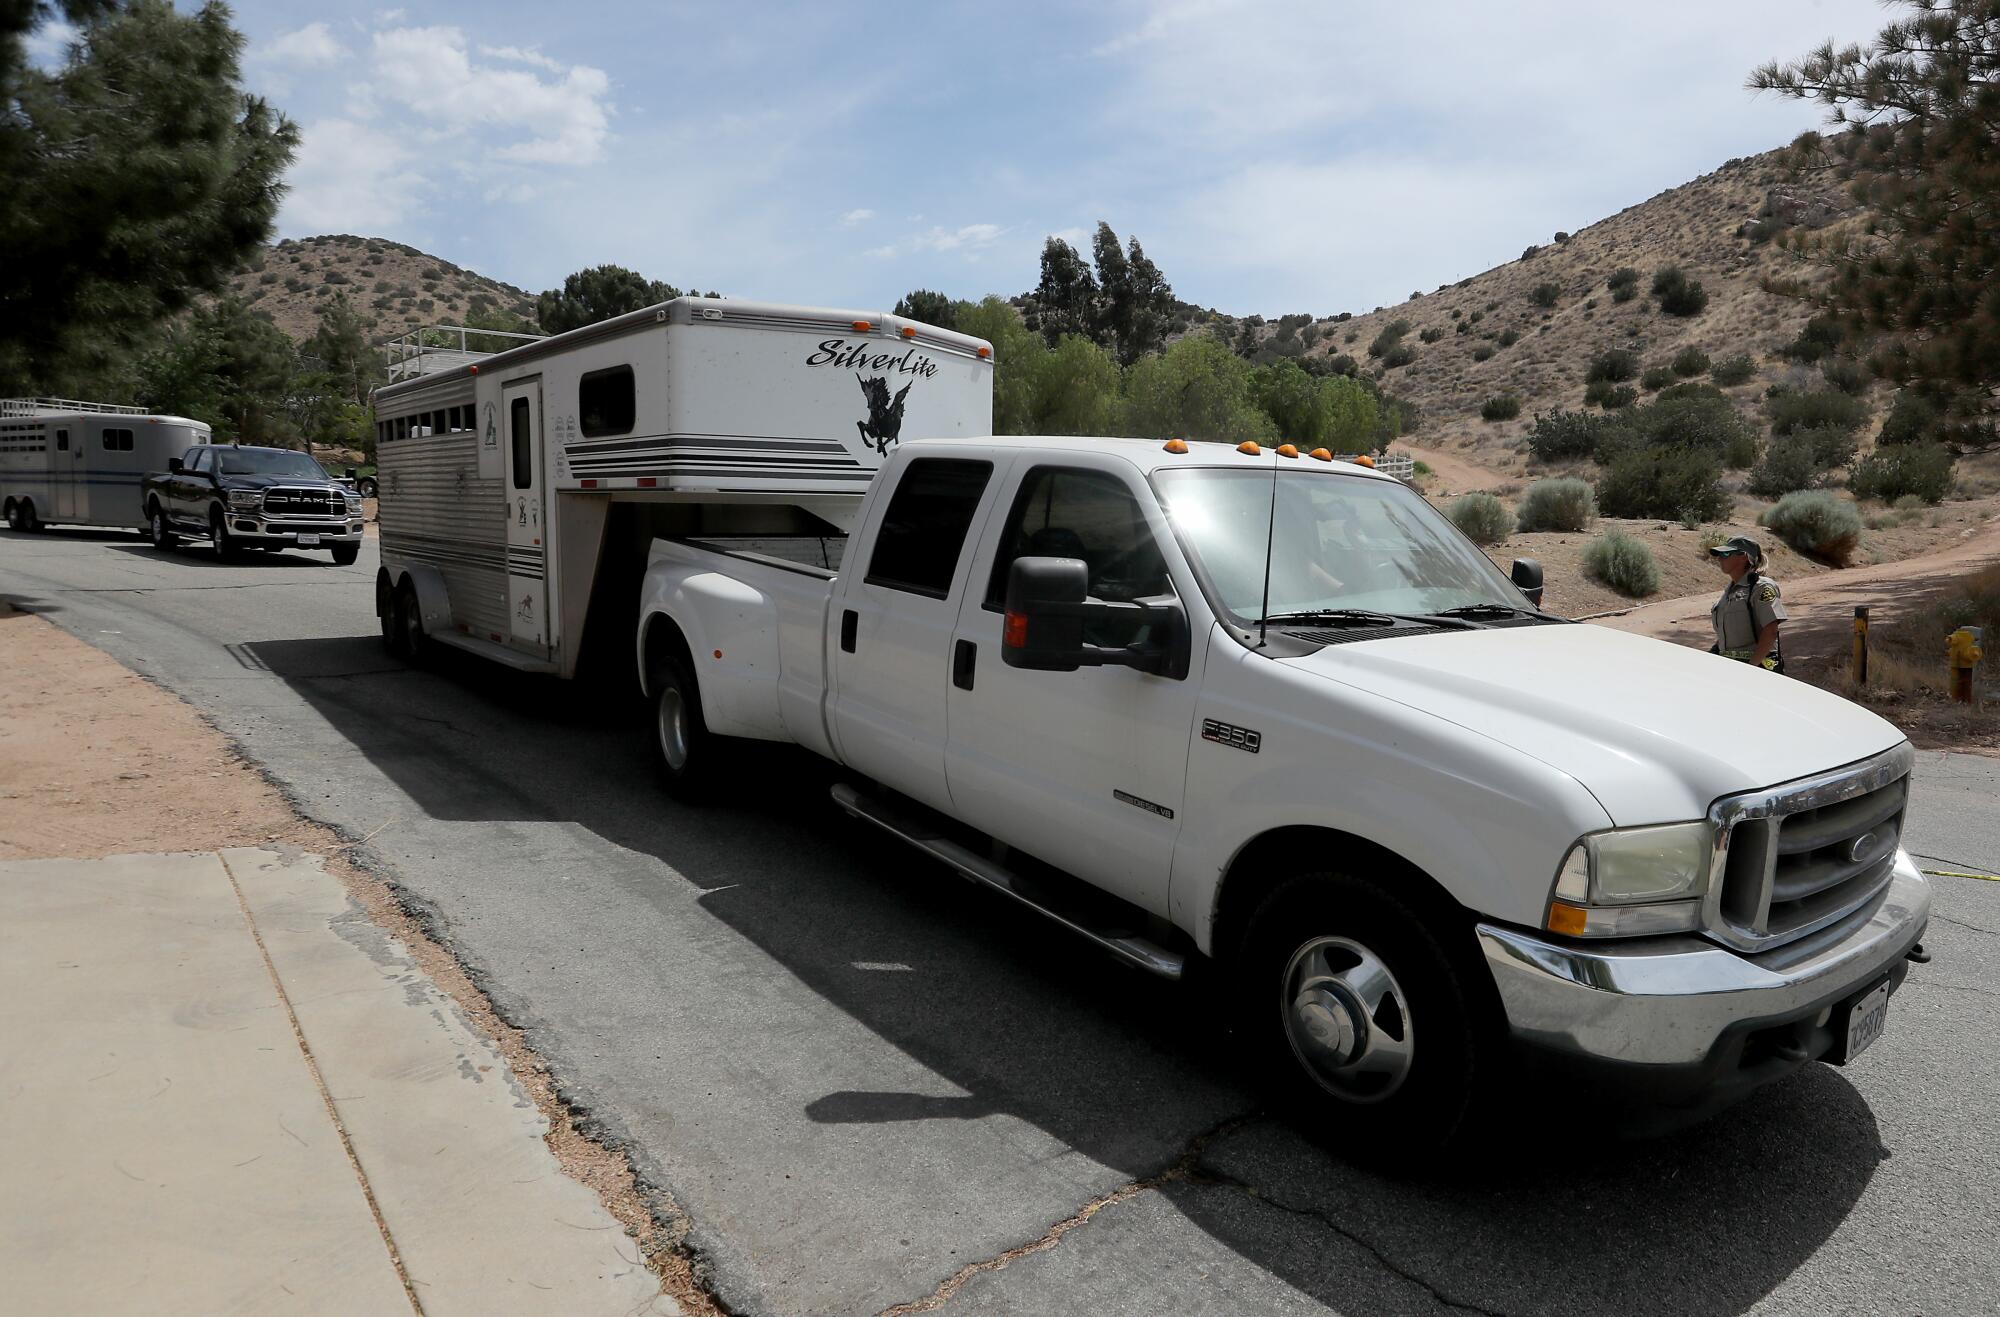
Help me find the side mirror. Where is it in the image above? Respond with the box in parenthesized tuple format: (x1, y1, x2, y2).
(168, 457, 184, 473)
(1002, 556, 1088, 671)
(1511, 557, 1545, 608)
(346, 467, 358, 479)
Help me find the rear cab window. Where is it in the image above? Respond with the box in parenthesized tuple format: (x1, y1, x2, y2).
(864, 458, 994, 599)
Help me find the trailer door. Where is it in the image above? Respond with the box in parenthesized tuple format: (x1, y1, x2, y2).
(53, 428, 78, 520)
(503, 380, 549, 653)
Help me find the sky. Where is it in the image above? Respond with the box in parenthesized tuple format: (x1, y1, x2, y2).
(193, 2, 1893, 317)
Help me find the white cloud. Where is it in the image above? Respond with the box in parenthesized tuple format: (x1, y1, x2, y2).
(841, 208, 876, 226)
(918, 223, 1004, 252)
(256, 22, 346, 68)
(278, 119, 425, 234)
(479, 44, 564, 73)
(357, 25, 612, 165)
(863, 245, 898, 260)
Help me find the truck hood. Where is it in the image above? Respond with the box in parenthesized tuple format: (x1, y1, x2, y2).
(1278, 622, 1906, 824)
(217, 472, 341, 490)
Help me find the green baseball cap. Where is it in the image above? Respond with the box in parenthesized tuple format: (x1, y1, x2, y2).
(1707, 534, 1763, 565)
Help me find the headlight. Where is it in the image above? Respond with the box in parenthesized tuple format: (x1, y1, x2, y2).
(1546, 821, 1712, 937)
(343, 491, 362, 511)
(227, 489, 263, 509)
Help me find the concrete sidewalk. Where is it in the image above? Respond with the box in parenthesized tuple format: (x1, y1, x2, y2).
(0, 847, 675, 1316)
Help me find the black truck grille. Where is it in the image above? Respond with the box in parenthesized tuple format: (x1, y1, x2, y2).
(261, 487, 342, 519)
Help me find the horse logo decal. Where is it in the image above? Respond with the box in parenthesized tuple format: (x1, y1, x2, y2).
(855, 373, 913, 456)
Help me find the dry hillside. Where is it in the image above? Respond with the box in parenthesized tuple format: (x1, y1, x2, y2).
(221, 233, 540, 344)
(1240, 148, 1870, 465)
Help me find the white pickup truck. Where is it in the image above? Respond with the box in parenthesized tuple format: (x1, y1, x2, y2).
(635, 435, 1931, 1144)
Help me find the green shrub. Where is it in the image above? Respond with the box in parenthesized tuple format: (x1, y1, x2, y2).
(1530, 282, 1560, 308)
(1596, 447, 1728, 521)
(257, 271, 278, 285)
(1497, 328, 1521, 348)
(1599, 384, 1637, 410)
(1586, 349, 1639, 383)
(1471, 345, 1496, 362)
(1582, 531, 1660, 597)
(1760, 490, 1863, 565)
(1584, 378, 1614, 405)
(1420, 326, 1445, 343)
(1367, 319, 1412, 358)
(1640, 364, 1675, 390)
(1670, 347, 1710, 377)
(1822, 357, 1869, 396)
(1522, 244, 1542, 261)
(1455, 321, 1471, 336)
(1711, 353, 1756, 386)
(1793, 422, 1858, 470)
(1747, 435, 1822, 497)
(1515, 477, 1597, 532)
(1849, 442, 1956, 504)
(1783, 313, 1844, 364)
(1878, 390, 1939, 446)
(1447, 492, 1512, 545)
(1655, 381, 1726, 405)
(1481, 394, 1523, 421)
(1767, 388, 1867, 436)
(1382, 343, 1416, 369)
(1606, 392, 1757, 468)
(1651, 267, 1709, 316)
(1607, 268, 1639, 302)
(1526, 408, 1607, 462)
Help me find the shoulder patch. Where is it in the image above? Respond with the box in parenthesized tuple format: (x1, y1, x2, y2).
(1759, 583, 1778, 601)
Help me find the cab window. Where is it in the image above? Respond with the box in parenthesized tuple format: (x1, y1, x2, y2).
(865, 459, 993, 598)
(984, 466, 1172, 610)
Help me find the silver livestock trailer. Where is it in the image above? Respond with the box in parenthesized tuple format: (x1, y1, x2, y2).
(1, 398, 212, 532)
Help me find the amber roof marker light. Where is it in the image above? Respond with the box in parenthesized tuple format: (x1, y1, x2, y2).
(1308, 448, 1333, 461)
(1276, 444, 1299, 459)
(1236, 440, 1262, 456)
(851, 320, 872, 333)
(1162, 439, 1190, 454)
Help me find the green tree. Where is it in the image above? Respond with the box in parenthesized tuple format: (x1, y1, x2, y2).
(1249, 359, 1322, 443)
(892, 289, 955, 329)
(1122, 335, 1275, 444)
(0, 1, 299, 393)
(135, 298, 295, 443)
(1028, 335, 1122, 435)
(1751, 0, 2000, 446)
(953, 296, 1044, 434)
(536, 264, 682, 334)
(1031, 238, 1097, 346)
(300, 294, 380, 407)
(1118, 238, 1174, 364)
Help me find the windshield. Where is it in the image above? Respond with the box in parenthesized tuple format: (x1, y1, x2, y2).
(214, 448, 330, 480)
(1151, 467, 1526, 624)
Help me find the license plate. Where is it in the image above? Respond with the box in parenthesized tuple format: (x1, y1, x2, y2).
(297, 534, 321, 546)
(1838, 978, 1891, 1064)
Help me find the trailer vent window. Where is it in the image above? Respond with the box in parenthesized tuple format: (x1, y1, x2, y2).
(102, 428, 134, 451)
(511, 397, 533, 489)
(864, 458, 993, 599)
(578, 365, 636, 438)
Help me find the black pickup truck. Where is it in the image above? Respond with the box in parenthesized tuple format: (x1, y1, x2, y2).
(142, 444, 365, 564)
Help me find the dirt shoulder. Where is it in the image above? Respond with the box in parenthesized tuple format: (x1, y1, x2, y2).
(0, 603, 718, 1314)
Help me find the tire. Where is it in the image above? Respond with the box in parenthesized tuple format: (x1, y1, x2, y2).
(148, 503, 177, 551)
(2, 500, 16, 531)
(379, 574, 407, 658)
(209, 507, 240, 560)
(650, 653, 723, 800)
(356, 476, 378, 499)
(331, 543, 360, 567)
(17, 499, 38, 532)
(1237, 871, 1498, 1159)
(391, 580, 427, 663)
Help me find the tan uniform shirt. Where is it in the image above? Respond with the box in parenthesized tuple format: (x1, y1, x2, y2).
(1711, 574, 1788, 662)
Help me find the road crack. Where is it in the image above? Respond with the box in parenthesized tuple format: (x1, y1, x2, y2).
(1932, 913, 1999, 938)
(876, 1111, 1262, 1315)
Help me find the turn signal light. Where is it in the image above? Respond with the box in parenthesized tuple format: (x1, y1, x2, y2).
(1309, 448, 1333, 461)
(1162, 439, 1189, 454)
(852, 320, 872, 332)
(1546, 902, 1589, 937)
(1236, 440, 1261, 456)
(976, 346, 992, 359)
(1277, 444, 1299, 459)
(900, 326, 917, 339)
(1003, 611, 1029, 648)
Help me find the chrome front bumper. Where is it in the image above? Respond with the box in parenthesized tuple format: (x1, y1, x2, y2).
(1479, 853, 1930, 1069)
(230, 518, 364, 543)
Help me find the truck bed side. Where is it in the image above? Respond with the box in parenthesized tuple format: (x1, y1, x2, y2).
(638, 538, 841, 759)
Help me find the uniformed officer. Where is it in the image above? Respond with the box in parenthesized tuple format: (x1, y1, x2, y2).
(1708, 534, 1787, 671)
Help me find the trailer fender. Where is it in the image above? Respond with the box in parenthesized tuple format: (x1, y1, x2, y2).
(382, 561, 454, 634)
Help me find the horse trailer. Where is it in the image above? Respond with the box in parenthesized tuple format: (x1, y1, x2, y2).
(1, 398, 212, 532)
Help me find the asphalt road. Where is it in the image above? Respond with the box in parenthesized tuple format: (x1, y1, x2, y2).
(5, 526, 1997, 1317)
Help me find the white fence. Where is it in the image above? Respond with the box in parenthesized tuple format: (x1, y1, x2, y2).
(1334, 450, 1415, 482)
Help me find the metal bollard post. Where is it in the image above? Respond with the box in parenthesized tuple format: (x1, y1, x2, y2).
(1947, 626, 1983, 704)
(1852, 606, 1869, 686)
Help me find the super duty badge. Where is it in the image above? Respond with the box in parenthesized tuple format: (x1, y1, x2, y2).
(1201, 719, 1261, 753)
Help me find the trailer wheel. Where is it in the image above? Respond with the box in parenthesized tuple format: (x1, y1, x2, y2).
(16, 499, 39, 532)
(2, 500, 15, 530)
(391, 580, 428, 663)
(1238, 871, 1495, 1160)
(650, 654, 722, 800)
(148, 503, 176, 551)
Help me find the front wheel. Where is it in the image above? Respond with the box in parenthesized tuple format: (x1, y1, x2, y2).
(149, 504, 176, 551)
(209, 508, 240, 560)
(1239, 872, 1497, 1158)
(330, 542, 360, 566)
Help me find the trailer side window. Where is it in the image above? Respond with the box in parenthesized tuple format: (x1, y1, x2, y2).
(864, 459, 993, 599)
(578, 366, 635, 437)
(102, 428, 134, 451)
(510, 397, 533, 489)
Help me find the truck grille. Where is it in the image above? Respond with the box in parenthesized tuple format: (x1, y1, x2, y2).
(1704, 744, 1912, 952)
(261, 487, 343, 520)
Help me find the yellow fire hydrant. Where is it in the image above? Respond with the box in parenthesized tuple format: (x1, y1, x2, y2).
(1947, 626, 1983, 704)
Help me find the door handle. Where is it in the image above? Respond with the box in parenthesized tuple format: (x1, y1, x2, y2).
(952, 638, 976, 690)
(840, 609, 858, 653)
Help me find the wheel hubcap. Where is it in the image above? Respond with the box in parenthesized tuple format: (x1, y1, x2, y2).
(658, 686, 689, 771)
(1280, 936, 1414, 1103)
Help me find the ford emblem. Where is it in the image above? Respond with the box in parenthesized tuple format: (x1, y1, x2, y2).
(1847, 831, 1878, 863)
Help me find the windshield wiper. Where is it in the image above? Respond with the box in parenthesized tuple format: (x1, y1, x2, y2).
(1429, 603, 1558, 622)
(1259, 608, 1469, 630)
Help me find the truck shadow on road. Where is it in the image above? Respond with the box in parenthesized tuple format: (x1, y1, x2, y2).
(243, 632, 1889, 1316)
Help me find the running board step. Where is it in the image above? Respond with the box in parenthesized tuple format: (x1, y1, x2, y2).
(830, 783, 1185, 980)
